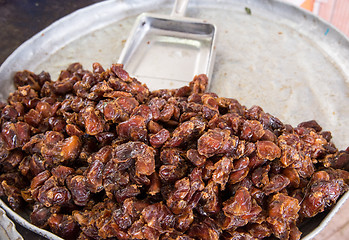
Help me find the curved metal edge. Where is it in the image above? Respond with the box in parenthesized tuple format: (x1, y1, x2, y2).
(196, 0, 349, 79)
(0, 0, 171, 99)
(0, 1, 169, 239)
(0, 0, 348, 239)
(0, 207, 23, 240)
(236, 2, 349, 238)
(248, 0, 349, 76)
(272, 0, 349, 42)
(0, 199, 63, 240)
(301, 190, 349, 240)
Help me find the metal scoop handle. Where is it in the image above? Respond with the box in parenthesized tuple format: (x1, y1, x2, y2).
(171, 0, 189, 17)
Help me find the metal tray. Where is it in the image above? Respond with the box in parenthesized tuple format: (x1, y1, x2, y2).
(119, 13, 217, 90)
(0, 0, 348, 239)
(0, 207, 23, 240)
(119, 0, 217, 89)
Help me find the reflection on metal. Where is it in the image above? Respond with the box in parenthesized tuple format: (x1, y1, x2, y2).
(118, 0, 216, 90)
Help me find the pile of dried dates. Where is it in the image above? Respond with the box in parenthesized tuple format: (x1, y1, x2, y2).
(0, 63, 348, 240)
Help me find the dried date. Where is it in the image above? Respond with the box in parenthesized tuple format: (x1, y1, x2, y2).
(0, 63, 348, 240)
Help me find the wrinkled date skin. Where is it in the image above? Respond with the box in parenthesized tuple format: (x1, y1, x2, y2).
(0, 63, 348, 240)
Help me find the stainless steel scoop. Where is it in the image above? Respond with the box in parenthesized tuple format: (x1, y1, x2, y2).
(118, 0, 217, 90)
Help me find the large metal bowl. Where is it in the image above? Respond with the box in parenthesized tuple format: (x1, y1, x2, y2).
(0, 0, 348, 239)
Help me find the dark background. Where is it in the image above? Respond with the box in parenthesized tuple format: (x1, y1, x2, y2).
(0, 0, 103, 65)
(0, 1, 104, 239)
